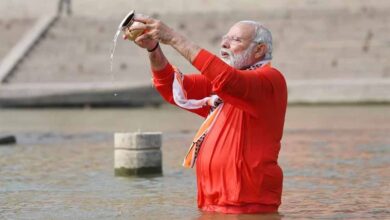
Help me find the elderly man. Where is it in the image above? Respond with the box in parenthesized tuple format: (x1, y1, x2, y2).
(125, 14, 287, 214)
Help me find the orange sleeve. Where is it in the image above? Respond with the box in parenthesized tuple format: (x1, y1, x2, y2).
(152, 63, 212, 118)
(192, 49, 285, 117)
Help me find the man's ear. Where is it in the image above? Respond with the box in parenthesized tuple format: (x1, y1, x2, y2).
(254, 43, 267, 59)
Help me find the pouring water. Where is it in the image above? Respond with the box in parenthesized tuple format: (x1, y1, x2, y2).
(110, 10, 136, 97)
(110, 29, 121, 73)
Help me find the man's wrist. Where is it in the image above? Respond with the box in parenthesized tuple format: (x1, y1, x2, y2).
(147, 42, 160, 52)
(170, 34, 201, 63)
(170, 32, 184, 47)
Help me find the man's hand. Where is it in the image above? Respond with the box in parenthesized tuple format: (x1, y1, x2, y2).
(130, 13, 201, 63)
(123, 26, 158, 51)
(130, 14, 176, 45)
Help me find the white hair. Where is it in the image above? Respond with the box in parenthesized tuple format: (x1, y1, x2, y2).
(238, 20, 273, 60)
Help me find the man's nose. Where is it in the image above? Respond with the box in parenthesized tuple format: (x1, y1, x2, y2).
(221, 38, 229, 49)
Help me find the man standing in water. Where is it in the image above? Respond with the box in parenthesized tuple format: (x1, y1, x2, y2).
(124, 14, 287, 214)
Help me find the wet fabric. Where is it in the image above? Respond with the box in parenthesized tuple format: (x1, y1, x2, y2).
(152, 49, 287, 214)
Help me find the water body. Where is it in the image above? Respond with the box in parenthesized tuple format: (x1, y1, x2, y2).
(0, 105, 389, 219)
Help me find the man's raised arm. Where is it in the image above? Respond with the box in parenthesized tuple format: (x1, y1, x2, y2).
(147, 44, 169, 72)
(131, 14, 201, 64)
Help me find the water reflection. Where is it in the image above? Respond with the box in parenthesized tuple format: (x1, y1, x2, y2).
(196, 212, 282, 220)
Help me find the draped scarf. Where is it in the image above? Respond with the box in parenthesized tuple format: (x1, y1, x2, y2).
(172, 59, 271, 168)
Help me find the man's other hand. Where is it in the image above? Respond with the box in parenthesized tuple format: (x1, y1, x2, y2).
(131, 14, 176, 45)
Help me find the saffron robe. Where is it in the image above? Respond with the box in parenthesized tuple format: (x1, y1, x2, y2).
(152, 49, 287, 214)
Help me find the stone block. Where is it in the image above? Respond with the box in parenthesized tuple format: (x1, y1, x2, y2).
(114, 149, 162, 169)
(114, 132, 162, 176)
(114, 132, 162, 150)
(0, 135, 16, 145)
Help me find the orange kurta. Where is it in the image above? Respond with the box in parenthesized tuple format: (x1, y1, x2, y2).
(152, 49, 287, 214)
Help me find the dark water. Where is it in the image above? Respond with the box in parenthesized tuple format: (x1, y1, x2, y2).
(0, 105, 389, 219)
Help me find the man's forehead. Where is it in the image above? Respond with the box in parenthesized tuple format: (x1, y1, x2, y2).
(227, 22, 255, 38)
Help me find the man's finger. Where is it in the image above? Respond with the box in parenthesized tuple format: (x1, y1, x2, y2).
(135, 33, 151, 42)
(127, 22, 145, 33)
(134, 37, 145, 45)
(133, 13, 154, 24)
(145, 24, 154, 30)
(130, 24, 154, 33)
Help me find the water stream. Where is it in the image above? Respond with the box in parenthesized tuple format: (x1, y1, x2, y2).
(110, 29, 121, 73)
(109, 29, 122, 97)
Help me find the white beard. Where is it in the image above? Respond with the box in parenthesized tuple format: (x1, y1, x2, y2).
(220, 44, 255, 69)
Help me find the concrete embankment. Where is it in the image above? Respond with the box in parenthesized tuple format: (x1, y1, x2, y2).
(0, 1, 389, 106)
(0, 82, 161, 107)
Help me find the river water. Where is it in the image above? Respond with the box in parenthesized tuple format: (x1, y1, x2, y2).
(0, 105, 389, 219)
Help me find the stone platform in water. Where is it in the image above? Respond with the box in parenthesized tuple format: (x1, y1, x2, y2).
(114, 132, 162, 176)
(0, 135, 16, 145)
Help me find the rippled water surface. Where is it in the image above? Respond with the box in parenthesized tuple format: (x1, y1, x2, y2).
(0, 105, 389, 219)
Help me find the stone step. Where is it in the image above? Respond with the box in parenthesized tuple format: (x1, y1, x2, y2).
(6, 9, 390, 83)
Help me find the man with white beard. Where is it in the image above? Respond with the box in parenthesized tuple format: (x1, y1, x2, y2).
(125, 15, 287, 214)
